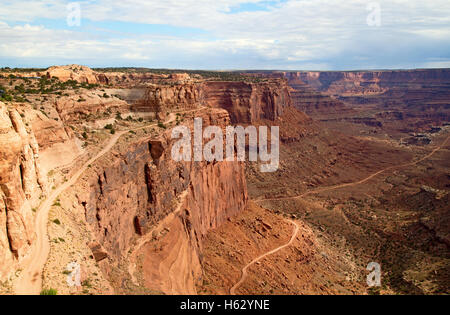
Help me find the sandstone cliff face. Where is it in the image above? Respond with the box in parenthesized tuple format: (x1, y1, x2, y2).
(202, 80, 292, 124)
(289, 69, 450, 96)
(0, 102, 47, 280)
(284, 69, 450, 130)
(134, 83, 201, 113)
(77, 109, 247, 294)
(283, 73, 350, 118)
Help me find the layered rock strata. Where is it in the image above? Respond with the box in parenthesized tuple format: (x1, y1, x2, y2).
(77, 109, 247, 294)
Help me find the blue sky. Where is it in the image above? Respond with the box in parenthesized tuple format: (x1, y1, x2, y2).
(0, 0, 449, 70)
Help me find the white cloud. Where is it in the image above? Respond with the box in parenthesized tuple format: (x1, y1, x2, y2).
(0, 0, 449, 69)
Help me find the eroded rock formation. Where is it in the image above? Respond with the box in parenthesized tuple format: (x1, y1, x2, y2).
(202, 80, 292, 124)
(42, 65, 98, 84)
(291, 69, 450, 96)
(134, 83, 201, 113)
(0, 102, 47, 279)
(283, 72, 351, 118)
(77, 109, 247, 294)
(282, 70, 450, 132)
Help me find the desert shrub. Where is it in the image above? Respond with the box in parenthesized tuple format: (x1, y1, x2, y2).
(158, 122, 166, 129)
(40, 288, 57, 295)
(1, 94, 13, 102)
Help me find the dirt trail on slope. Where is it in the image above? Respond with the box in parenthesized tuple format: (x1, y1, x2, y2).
(230, 219, 299, 295)
(230, 135, 449, 294)
(12, 111, 189, 295)
(257, 135, 450, 202)
(127, 190, 189, 286)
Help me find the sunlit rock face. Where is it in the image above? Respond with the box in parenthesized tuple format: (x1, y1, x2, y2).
(0, 102, 47, 280)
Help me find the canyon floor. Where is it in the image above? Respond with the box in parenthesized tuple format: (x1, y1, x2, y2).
(0, 66, 448, 295)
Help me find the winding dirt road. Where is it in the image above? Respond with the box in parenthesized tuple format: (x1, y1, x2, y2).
(256, 135, 449, 203)
(12, 111, 189, 295)
(230, 134, 449, 294)
(230, 219, 299, 295)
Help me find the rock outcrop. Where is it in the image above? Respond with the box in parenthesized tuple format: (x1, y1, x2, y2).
(77, 109, 247, 294)
(42, 65, 98, 84)
(134, 83, 201, 113)
(201, 80, 292, 124)
(39, 65, 195, 88)
(54, 92, 128, 122)
(0, 102, 47, 280)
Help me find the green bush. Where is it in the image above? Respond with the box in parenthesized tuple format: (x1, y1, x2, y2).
(1, 94, 13, 102)
(40, 288, 57, 295)
(158, 122, 166, 129)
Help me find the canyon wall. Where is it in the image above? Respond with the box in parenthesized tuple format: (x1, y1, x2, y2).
(77, 109, 247, 294)
(131, 78, 293, 124)
(133, 83, 201, 113)
(283, 72, 350, 118)
(287, 69, 450, 96)
(283, 69, 450, 129)
(0, 102, 47, 280)
(201, 80, 292, 124)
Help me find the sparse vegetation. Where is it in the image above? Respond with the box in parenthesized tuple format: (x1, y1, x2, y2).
(40, 288, 57, 295)
(158, 122, 166, 129)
